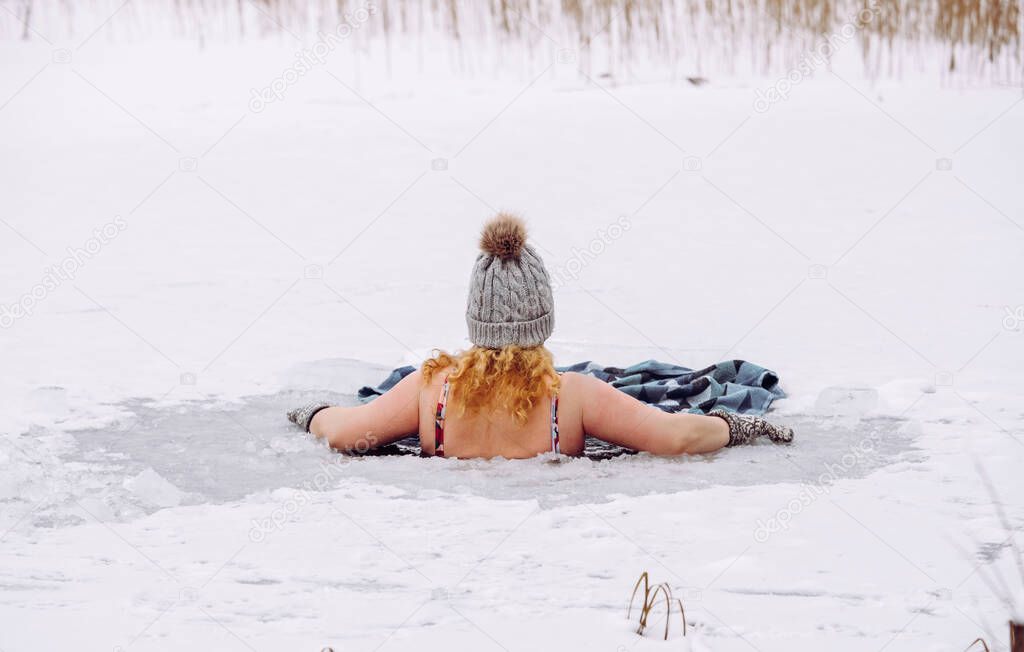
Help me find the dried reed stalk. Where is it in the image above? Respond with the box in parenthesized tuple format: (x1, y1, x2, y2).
(627, 571, 688, 640)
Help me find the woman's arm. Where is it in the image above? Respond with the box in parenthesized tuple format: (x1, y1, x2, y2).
(573, 372, 728, 455)
(309, 370, 422, 452)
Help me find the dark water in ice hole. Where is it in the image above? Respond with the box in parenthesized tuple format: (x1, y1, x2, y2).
(58, 388, 921, 520)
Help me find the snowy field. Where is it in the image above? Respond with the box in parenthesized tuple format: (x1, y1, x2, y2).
(1, 7, 1023, 651)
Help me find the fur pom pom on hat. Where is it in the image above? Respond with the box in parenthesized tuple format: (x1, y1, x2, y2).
(479, 213, 527, 259)
(466, 213, 554, 348)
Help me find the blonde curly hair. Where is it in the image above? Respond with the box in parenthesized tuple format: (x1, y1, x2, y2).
(421, 346, 560, 425)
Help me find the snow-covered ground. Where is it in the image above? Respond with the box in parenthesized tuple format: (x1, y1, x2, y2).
(1, 12, 1023, 651)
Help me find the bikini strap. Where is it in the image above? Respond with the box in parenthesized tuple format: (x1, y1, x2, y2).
(549, 393, 560, 454)
(434, 375, 450, 457)
(550, 372, 561, 454)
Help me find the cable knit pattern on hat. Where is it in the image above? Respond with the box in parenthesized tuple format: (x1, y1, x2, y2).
(467, 214, 554, 348)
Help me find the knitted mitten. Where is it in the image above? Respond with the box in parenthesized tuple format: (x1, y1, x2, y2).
(287, 401, 331, 433)
(708, 409, 794, 446)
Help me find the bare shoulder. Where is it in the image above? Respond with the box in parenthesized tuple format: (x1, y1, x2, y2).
(560, 370, 645, 428)
(558, 371, 588, 388)
(559, 371, 612, 397)
(556, 371, 614, 418)
(415, 367, 441, 397)
(417, 366, 452, 401)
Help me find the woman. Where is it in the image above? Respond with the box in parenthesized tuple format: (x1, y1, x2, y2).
(288, 214, 793, 458)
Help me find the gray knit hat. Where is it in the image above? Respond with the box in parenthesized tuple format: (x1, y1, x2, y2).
(466, 213, 554, 348)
